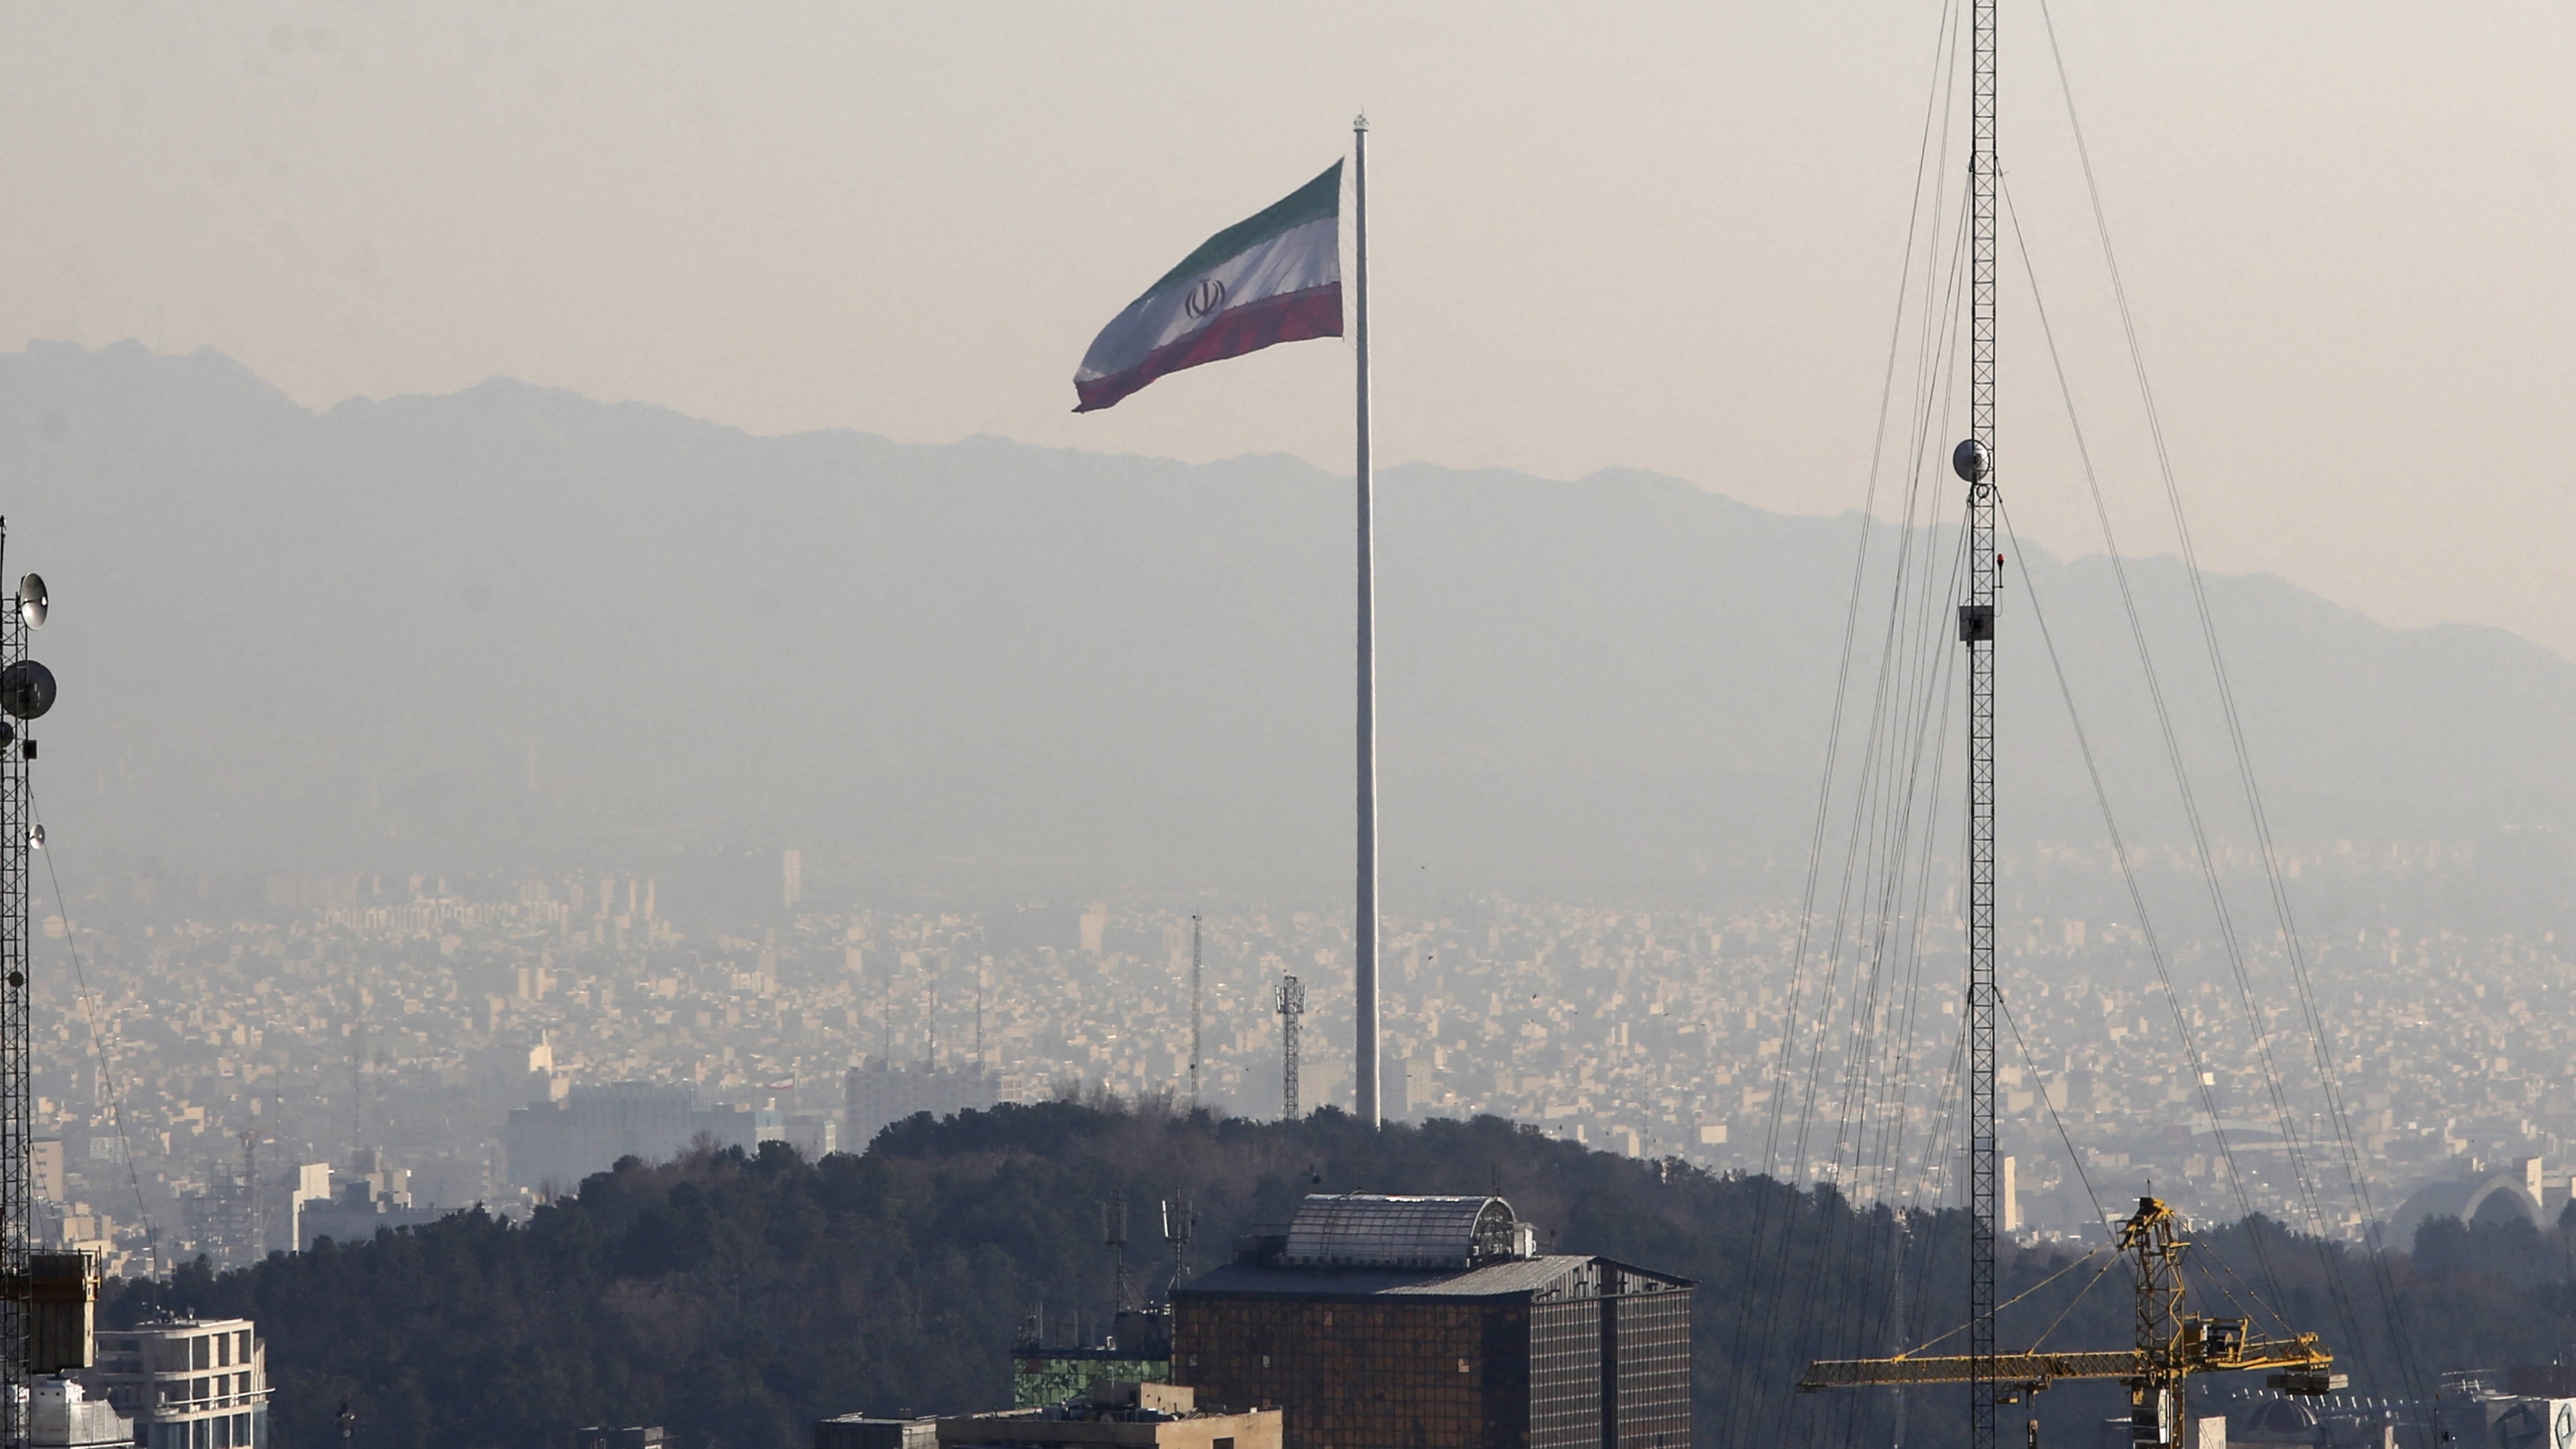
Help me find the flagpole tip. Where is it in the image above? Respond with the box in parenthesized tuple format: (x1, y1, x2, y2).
(1352, 112, 1369, 134)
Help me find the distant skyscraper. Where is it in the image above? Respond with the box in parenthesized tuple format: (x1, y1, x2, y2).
(783, 849, 803, 909)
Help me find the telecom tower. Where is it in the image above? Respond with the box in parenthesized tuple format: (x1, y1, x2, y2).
(1102, 1193, 1130, 1314)
(1160, 1195, 1194, 1297)
(1275, 975, 1305, 1121)
(0, 542, 67, 1446)
(1187, 916, 1202, 1112)
(1960, 1, 2002, 1440)
(1798, 11, 2343, 1444)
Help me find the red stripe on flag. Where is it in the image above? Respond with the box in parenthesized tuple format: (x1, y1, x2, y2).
(1073, 283, 1343, 413)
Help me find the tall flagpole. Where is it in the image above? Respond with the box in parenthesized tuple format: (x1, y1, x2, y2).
(1351, 114, 1381, 1129)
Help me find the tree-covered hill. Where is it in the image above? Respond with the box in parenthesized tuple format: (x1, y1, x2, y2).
(100, 1102, 2576, 1449)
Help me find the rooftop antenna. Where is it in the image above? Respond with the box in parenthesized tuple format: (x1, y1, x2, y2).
(1103, 1192, 1131, 1314)
(1188, 916, 1203, 1111)
(1275, 973, 1306, 1121)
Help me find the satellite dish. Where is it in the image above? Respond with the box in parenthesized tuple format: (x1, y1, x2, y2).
(17, 574, 44, 629)
(0, 660, 54, 721)
(26, 825, 40, 850)
(1952, 438, 1993, 484)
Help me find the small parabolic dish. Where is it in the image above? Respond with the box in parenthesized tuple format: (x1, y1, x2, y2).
(18, 574, 45, 629)
(1952, 438, 1992, 484)
(0, 660, 55, 721)
(26, 825, 41, 850)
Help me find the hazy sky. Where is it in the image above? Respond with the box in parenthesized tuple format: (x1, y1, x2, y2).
(1, 4, 2570, 658)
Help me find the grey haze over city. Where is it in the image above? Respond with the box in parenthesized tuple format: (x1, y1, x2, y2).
(1, 338, 2567, 1268)
(12, 11, 2576, 1449)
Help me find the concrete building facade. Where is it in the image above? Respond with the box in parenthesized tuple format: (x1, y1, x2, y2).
(89, 1318, 268, 1449)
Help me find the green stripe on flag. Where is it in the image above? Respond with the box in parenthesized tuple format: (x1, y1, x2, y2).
(1139, 162, 1342, 299)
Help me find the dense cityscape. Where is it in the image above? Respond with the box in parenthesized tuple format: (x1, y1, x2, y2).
(28, 836, 2566, 1277)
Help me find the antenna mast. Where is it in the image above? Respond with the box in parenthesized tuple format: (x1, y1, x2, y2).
(0, 529, 28, 1436)
(242, 1130, 261, 1265)
(1103, 1193, 1130, 1315)
(1276, 974, 1306, 1121)
(1188, 916, 1202, 1112)
(1960, 1, 2004, 1446)
(1161, 1195, 1194, 1298)
(0, 535, 62, 1429)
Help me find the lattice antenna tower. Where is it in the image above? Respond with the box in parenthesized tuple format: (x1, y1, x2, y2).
(1102, 1192, 1130, 1314)
(242, 1130, 261, 1266)
(1161, 1195, 1195, 1298)
(1188, 916, 1203, 1112)
(0, 539, 58, 1438)
(1276, 974, 1306, 1120)
(1958, 1, 2004, 1445)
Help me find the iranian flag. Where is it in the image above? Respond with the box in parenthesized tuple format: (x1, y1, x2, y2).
(1073, 162, 1343, 412)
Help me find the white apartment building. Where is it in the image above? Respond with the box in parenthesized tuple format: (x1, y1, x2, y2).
(88, 1318, 268, 1449)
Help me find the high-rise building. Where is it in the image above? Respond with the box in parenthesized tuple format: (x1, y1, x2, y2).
(783, 850, 804, 909)
(1172, 1194, 1692, 1449)
(844, 1060, 998, 1151)
(88, 1318, 269, 1449)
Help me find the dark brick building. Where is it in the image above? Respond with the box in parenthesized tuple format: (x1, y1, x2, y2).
(1171, 1194, 1691, 1449)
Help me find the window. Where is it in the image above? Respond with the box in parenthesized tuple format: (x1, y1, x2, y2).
(191, 1337, 210, 1371)
(218, 1335, 233, 1369)
(236, 1331, 251, 1363)
(1214, 1439, 1234, 1449)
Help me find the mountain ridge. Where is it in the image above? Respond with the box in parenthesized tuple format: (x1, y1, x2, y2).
(0, 342, 2562, 917)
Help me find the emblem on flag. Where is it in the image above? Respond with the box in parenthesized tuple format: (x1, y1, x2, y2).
(1072, 162, 1343, 412)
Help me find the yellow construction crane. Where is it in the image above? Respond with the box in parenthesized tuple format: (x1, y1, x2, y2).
(1799, 1197, 2346, 1447)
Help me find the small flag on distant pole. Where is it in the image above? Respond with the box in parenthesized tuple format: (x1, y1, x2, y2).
(1072, 163, 1343, 412)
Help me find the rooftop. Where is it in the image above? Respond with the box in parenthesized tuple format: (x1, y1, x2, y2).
(1175, 1253, 1692, 1302)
